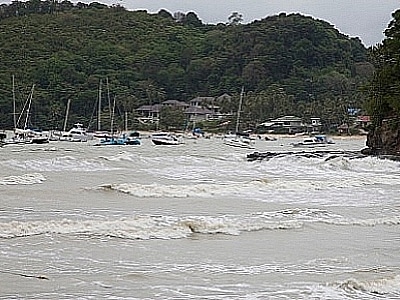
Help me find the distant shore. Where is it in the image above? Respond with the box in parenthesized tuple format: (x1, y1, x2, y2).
(136, 131, 367, 140)
(0, 128, 368, 141)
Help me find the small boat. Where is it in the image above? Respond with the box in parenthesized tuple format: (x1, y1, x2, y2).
(94, 88, 141, 146)
(223, 87, 255, 149)
(5, 84, 49, 145)
(59, 123, 89, 142)
(223, 134, 255, 149)
(26, 129, 50, 144)
(5, 128, 50, 145)
(151, 133, 183, 145)
(54, 98, 90, 142)
(92, 131, 112, 140)
(95, 133, 141, 146)
(291, 135, 334, 148)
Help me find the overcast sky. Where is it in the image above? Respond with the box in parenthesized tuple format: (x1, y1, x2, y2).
(99, 0, 399, 47)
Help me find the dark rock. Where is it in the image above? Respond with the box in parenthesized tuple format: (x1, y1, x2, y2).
(246, 150, 366, 161)
(365, 118, 400, 156)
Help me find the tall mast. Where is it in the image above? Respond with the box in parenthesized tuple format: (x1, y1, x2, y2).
(16, 87, 30, 128)
(125, 111, 128, 132)
(110, 96, 116, 137)
(106, 77, 112, 122)
(63, 98, 71, 132)
(12, 75, 16, 129)
(23, 84, 35, 130)
(98, 79, 102, 131)
(235, 86, 244, 133)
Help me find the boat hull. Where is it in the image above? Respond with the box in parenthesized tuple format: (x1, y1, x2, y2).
(151, 133, 183, 146)
(152, 139, 182, 146)
(292, 143, 328, 148)
(95, 137, 141, 146)
(223, 138, 255, 149)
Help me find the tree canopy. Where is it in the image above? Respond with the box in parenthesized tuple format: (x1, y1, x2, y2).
(0, 1, 373, 131)
(367, 9, 400, 124)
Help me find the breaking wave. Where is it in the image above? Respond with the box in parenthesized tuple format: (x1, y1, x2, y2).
(336, 274, 400, 297)
(97, 172, 400, 201)
(0, 214, 303, 240)
(320, 216, 400, 226)
(4, 156, 115, 172)
(0, 173, 46, 185)
(98, 151, 140, 163)
(1, 207, 398, 240)
(99, 182, 235, 198)
(257, 209, 400, 228)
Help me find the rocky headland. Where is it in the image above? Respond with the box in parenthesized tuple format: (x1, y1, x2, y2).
(361, 117, 400, 159)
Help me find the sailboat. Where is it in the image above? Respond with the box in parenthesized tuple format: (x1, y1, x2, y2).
(223, 87, 255, 149)
(94, 96, 140, 146)
(92, 78, 113, 139)
(57, 99, 90, 142)
(6, 83, 49, 145)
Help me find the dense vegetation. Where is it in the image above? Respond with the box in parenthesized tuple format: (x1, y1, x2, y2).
(0, 0, 374, 132)
(367, 9, 400, 125)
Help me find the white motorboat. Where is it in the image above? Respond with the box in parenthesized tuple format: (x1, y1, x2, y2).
(151, 133, 183, 145)
(59, 123, 90, 142)
(291, 135, 334, 148)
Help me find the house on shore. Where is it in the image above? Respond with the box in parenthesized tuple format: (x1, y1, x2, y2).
(258, 115, 306, 134)
(136, 94, 232, 125)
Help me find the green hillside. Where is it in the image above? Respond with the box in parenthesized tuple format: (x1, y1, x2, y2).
(0, 1, 373, 131)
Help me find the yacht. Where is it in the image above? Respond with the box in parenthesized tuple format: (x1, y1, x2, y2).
(59, 123, 89, 142)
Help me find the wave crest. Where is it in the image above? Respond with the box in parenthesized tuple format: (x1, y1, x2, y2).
(321, 216, 400, 226)
(6, 156, 114, 172)
(0, 173, 46, 185)
(0, 214, 303, 240)
(337, 275, 400, 296)
(99, 182, 234, 198)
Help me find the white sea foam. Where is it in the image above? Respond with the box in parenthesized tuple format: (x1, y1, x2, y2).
(99, 182, 233, 198)
(262, 208, 400, 227)
(0, 173, 46, 185)
(248, 156, 400, 197)
(337, 274, 400, 296)
(320, 215, 400, 226)
(98, 151, 139, 162)
(95, 150, 400, 202)
(0, 213, 303, 239)
(98, 171, 400, 201)
(257, 153, 400, 176)
(5, 156, 115, 172)
(255, 208, 343, 221)
(346, 156, 400, 174)
(255, 209, 400, 228)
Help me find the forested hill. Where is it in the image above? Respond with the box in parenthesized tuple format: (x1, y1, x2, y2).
(0, 1, 373, 130)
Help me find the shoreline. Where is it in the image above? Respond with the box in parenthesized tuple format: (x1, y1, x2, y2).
(254, 133, 367, 140)
(1, 128, 368, 141)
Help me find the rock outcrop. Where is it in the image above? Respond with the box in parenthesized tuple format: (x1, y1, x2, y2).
(362, 118, 400, 156)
